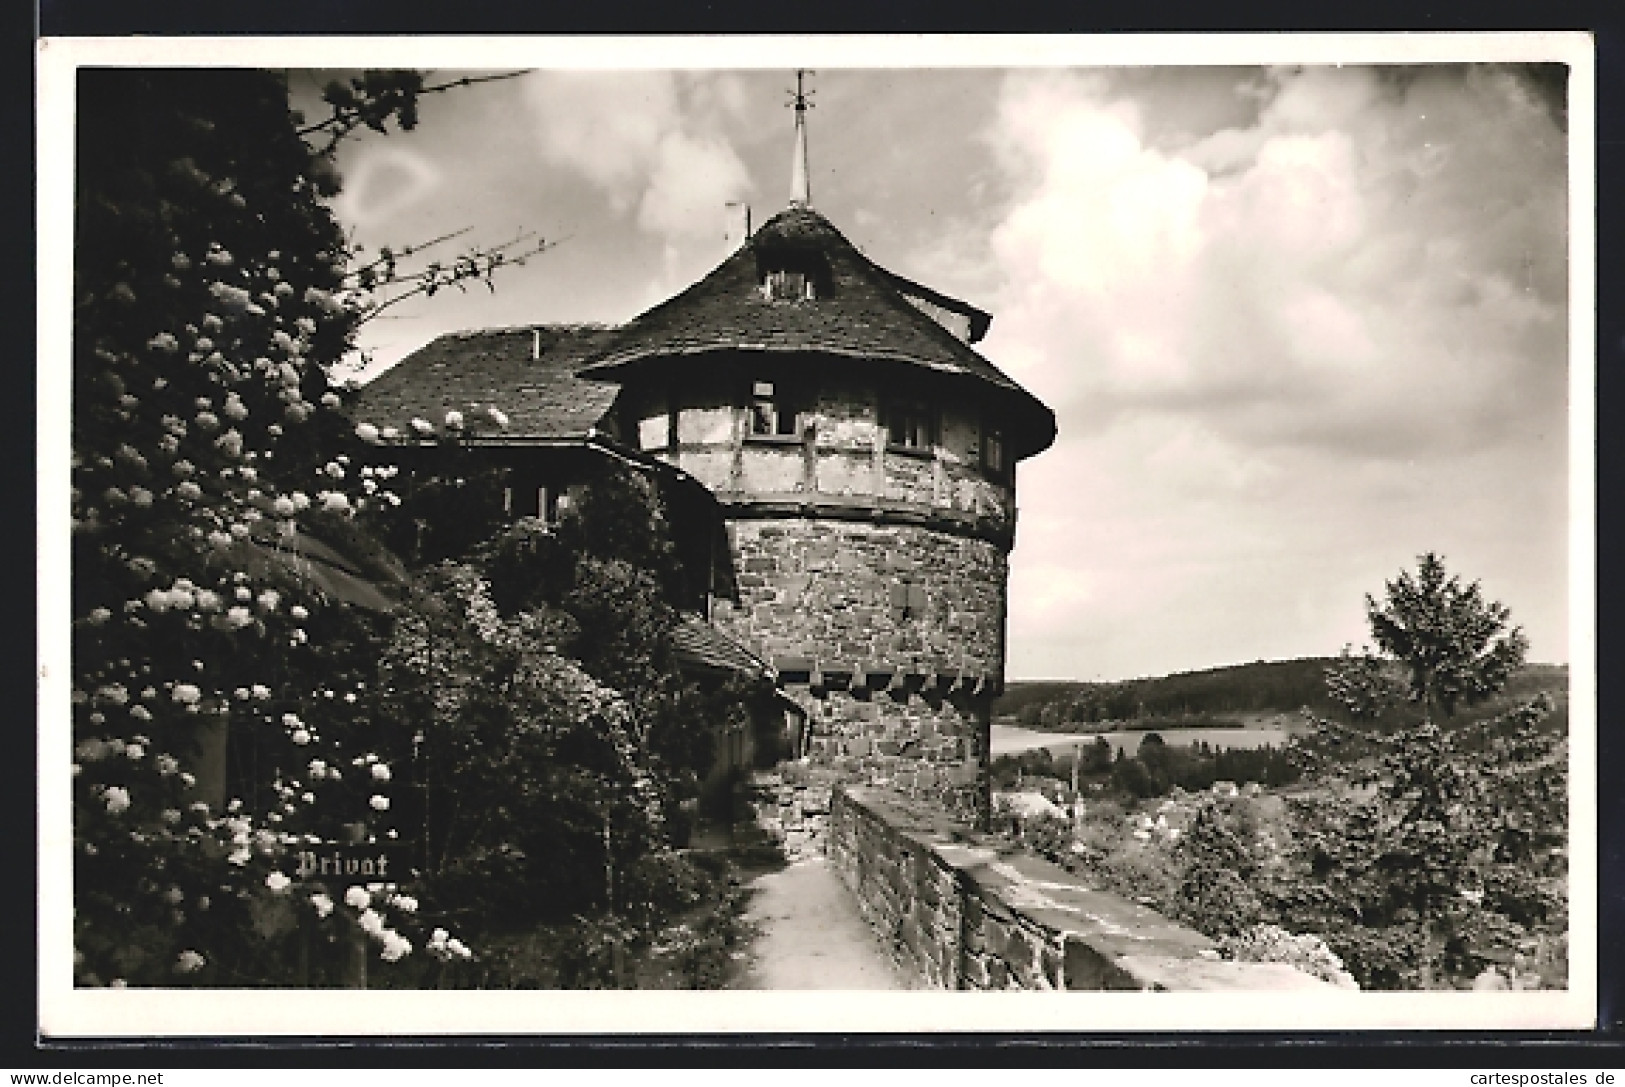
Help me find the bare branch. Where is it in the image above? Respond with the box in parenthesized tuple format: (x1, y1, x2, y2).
(351, 233, 558, 328)
(419, 70, 530, 97)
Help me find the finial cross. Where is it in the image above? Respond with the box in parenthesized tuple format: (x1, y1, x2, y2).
(787, 69, 816, 113)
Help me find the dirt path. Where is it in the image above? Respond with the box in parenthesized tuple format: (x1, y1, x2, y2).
(732, 855, 914, 990)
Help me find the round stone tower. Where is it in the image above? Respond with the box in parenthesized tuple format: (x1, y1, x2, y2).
(579, 202, 1055, 824)
(580, 80, 1053, 824)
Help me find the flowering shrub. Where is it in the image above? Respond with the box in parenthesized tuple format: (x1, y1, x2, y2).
(69, 69, 485, 986)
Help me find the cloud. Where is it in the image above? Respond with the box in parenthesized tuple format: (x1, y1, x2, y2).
(983, 66, 1570, 678)
(983, 65, 1567, 461)
(637, 131, 752, 241)
(522, 71, 753, 243)
(327, 147, 443, 233)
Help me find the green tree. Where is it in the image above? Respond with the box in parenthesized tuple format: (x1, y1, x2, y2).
(1364, 552, 1528, 724)
(1272, 557, 1564, 989)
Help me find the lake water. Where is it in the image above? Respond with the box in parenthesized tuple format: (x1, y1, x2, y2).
(990, 723, 1298, 759)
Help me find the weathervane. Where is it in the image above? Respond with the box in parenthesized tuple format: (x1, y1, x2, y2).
(787, 69, 815, 208)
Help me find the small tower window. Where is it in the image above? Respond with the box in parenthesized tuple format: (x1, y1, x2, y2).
(884, 401, 936, 452)
(888, 580, 929, 621)
(750, 380, 800, 438)
(982, 423, 1007, 477)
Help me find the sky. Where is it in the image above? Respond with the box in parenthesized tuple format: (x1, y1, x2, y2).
(294, 61, 1573, 682)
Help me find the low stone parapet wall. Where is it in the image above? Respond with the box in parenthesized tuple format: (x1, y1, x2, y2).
(828, 786, 1334, 991)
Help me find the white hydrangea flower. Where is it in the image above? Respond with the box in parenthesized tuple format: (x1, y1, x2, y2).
(379, 931, 412, 962)
(369, 795, 390, 812)
(265, 871, 292, 893)
(103, 786, 131, 814)
(345, 886, 371, 910)
(354, 422, 380, 443)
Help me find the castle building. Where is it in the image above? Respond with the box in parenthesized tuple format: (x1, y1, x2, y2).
(357, 79, 1054, 826)
(584, 83, 1053, 822)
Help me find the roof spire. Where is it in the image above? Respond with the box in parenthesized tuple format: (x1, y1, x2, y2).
(787, 69, 814, 208)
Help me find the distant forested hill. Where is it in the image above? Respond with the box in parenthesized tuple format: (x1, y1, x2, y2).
(996, 658, 1568, 731)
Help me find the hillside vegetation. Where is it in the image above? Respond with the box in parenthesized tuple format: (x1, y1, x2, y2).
(996, 658, 1567, 732)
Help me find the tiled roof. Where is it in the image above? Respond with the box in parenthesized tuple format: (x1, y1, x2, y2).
(671, 614, 774, 680)
(352, 324, 623, 440)
(578, 207, 1056, 457)
(229, 521, 407, 614)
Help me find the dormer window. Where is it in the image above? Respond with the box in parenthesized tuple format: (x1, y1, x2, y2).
(761, 269, 815, 302)
(753, 243, 829, 302)
(750, 380, 800, 438)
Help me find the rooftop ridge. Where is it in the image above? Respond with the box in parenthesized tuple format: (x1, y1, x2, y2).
(443, 321, 621, 340)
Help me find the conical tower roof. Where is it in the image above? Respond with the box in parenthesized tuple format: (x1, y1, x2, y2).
(578, 206, 1056, 460)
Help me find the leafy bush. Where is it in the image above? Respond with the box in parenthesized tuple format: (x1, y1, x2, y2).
(1219, 924, 1359, 988)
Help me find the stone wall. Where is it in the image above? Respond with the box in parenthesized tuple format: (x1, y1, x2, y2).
(828, 786, 1340, 992)
(710, 516, 1004, 825)
(713, 519, 1007, 678)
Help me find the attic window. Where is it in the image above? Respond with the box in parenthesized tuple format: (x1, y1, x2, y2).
(761, 269, 815, 302)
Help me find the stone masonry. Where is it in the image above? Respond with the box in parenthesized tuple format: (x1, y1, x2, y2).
(632, 366, 1017, 833)
(829, 786, 1338, 991)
